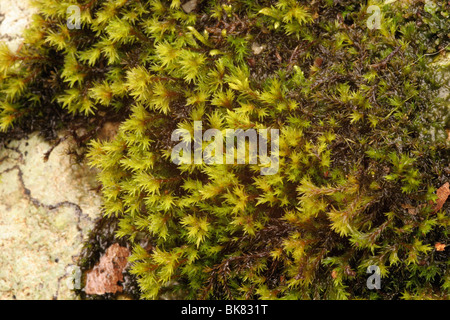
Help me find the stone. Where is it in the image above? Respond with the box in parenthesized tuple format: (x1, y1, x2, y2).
(251, 42, 266, 55)
(0, 133, 102, 299)
(0, 0, 36, 52)
(182, 0, 198, 13)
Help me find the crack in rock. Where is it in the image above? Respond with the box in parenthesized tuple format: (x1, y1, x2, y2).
(0, 0, 102, 300)
(0, 133, 102, 300)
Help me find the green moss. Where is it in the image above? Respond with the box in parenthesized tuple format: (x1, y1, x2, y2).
(0, 0, 449, 299)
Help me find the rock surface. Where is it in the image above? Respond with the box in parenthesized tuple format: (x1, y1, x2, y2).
(0, 133, 102, 299)
(0, 0, 36, 52)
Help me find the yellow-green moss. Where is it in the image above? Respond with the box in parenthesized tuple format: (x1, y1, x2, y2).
(0, 0, 449, 299)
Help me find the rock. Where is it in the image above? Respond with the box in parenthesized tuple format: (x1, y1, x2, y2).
(182, 0, 198, 13)
(84, 243, 130, 295)
(0, 0, 36, 52)
(251, 42, 266, 55)
(0, 133, 102, 299)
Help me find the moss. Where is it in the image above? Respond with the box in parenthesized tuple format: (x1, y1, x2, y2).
(0, 0, 449, 299)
